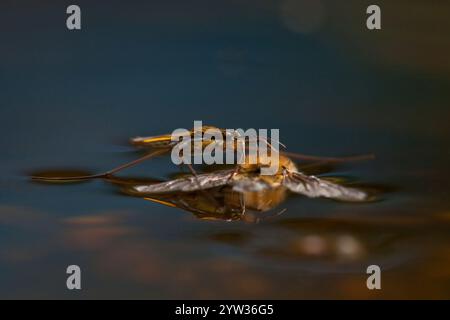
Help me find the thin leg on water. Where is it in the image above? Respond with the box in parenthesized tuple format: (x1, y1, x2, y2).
(31, 149, 167, 181)
(281, 151, 375, 163)
(239, 192, 246, 216)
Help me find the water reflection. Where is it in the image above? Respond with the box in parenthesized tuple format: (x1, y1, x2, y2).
(3, 201, 450, 298)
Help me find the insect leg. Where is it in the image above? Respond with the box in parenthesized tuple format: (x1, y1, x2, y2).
(104, 149, 168, 176)
(281, 151, 375, 163)
(183, 163, 223, 208)
(239, 192, 246, 216)
(31, 149, 168, 181)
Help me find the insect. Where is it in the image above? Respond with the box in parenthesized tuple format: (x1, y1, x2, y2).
(30, 126, 373, 221)
(31, 125, 371, 182)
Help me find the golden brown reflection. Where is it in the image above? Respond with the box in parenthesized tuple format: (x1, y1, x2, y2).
(147, 185, 288, 222)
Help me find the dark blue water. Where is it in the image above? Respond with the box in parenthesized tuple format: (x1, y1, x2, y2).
(1, 0, 450, 298)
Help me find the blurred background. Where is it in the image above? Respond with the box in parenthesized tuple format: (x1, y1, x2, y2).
(0, 0, 449, 298)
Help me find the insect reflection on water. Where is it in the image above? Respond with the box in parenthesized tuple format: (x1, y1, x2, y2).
(30, 126, 375, 222)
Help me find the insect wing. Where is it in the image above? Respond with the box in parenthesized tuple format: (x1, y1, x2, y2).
(132, 169, 234, 194)
(283, 171, 368, 202)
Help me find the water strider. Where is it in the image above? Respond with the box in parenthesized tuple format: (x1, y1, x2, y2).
(30, 126, 374, 221)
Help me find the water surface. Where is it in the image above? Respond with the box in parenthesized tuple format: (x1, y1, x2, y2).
(1, 0, 450, 299)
